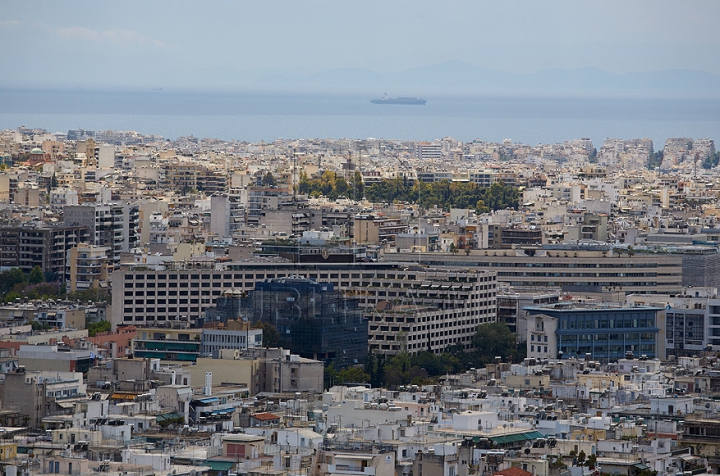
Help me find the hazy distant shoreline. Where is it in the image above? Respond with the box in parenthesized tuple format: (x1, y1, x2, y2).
(1, 89, 719, 146)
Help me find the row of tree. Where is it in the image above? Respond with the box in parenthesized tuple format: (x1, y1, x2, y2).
(326, 323, 525, 389)
(298, 172, 520, 213)
(0, 267, 112, 304)
(297, 170, 365, 201)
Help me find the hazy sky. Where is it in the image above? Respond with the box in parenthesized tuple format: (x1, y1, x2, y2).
(2, 0, 719, 89)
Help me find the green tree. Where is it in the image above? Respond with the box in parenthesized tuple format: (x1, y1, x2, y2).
(67, 289, 112, 303)
(472, 322, 518, 364)
(648, 151, 663, 169)
(383, 351, 412, 387)
(336, 366, 370, 384)
(262, 172, 277, 186)
(365, 352, 385, 388)
(253, 321, 280, 347)
(588, 148, 598, 163)
(28, 266, 44, 285)
(3, 291, 22, 304)
(87, 320, 111, 336)
(31, 321, 50, 331)
(0, 268, 27, 295)
(324, 362, 338, 389)
(577, 450, 586, 467)
(702, 154, 717, 169)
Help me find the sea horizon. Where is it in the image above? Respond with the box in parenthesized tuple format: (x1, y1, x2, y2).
(1, 88, 719, 147)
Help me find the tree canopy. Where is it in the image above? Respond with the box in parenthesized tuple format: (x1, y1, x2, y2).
(298, 173, 519, 213)
(298, 170, 364, 201)
(87, 320, 111, 336)
(357, 322, 524, 389)
(364, 179, 519, 212)
(472, 322, 523, 364)
(252, 321, 280, 347)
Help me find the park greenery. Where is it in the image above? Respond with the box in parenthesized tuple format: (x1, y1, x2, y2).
(0, 266, 111, 304)
(329, 322, 525, 389)
(298, 172, 520, 212)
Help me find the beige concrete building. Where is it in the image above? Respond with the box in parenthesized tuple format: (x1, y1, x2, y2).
(66, 243, 113, 292)
(186, 348, 324, 395)
(353, 214, 408, 245)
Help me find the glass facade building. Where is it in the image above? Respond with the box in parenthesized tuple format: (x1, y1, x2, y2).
(251, 278, 367, 368)
(525, 303, 663, 361)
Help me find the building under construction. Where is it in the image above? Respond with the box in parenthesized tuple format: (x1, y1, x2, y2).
(251, 277, 367, 368)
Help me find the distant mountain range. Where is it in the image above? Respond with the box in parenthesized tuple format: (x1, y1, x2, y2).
(217, 60, 720, 97)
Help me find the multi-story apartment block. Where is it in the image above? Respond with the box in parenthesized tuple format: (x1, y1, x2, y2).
(132, 327, 202, 362)
(0, 223, 87, 278)
(64, 203, 139, 264)
(201, 327, 263, 358)
(488, 225, 543, 249)
(636, 293, 720, 356)
(66, 243, 113, 292)
(49, 188, 79, 212)
(246, 185, 292, 217)
(364, 268, 497, 355)
(414, 142, 442, 160)
(162, 161, 200, 192)
(353, 214, 408, 245)
(197, 167, 227, 194)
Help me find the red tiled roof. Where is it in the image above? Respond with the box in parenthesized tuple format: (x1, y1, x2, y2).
(252, 412, 280, 421)
(492, 467, 533, 476)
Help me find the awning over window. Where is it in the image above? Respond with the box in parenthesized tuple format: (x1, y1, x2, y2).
(489, 431, 544, 445)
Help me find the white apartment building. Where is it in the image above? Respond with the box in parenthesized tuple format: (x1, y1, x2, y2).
(49, 188, 79, 212)
(201, 328, 263, 357)
(415, 142, 442, 160)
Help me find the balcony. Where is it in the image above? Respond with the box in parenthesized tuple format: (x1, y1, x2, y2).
(328, 465, 375, 475)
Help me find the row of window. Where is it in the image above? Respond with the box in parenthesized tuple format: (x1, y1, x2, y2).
(559, 318, 655, 330)
(559, 344, 655, 354)
(559, 333, 656, 342)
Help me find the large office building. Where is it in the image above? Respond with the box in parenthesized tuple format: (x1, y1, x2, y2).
(390, 246, 683, 298)
(112, 261, 498, 356)
(252, 278, 366, 367)
(627, 292, 720, 357)
(524, 303, 664, 361)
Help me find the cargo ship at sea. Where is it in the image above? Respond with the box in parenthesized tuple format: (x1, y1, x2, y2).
(371, 94, 426, 105)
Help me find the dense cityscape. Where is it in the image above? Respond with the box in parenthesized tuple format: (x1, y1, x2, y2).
(0, 125, 718, 476)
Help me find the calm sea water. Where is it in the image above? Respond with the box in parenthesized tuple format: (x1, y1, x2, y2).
(1, 89, 719, 147)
